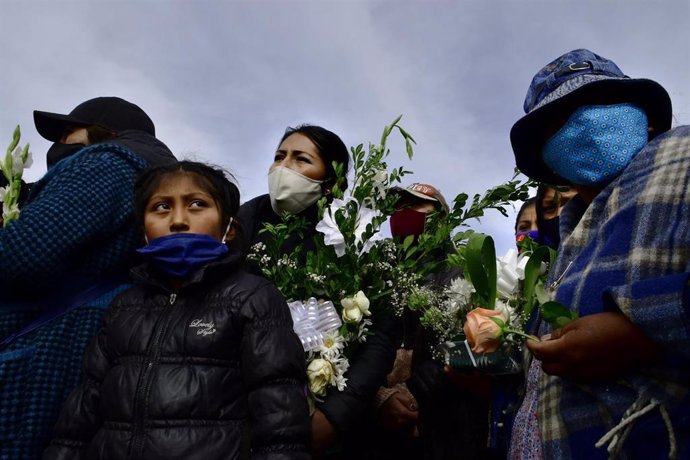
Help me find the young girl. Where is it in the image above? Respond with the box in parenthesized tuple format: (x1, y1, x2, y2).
(43, 161, 311, 460)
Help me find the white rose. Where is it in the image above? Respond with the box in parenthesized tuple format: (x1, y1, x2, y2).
(307, 358, 334, 396)
(341, 291, 371, 316)
(342, 305, 363, 324)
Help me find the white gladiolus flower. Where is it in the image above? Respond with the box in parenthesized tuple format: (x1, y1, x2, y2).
(11, 146, 32, 176)
(496, 249, 529, 299)
(316, 198, 384, 257)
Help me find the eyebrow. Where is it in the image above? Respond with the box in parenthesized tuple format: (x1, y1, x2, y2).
(276, 149, 316, 157)
(148, 192, 214, 202)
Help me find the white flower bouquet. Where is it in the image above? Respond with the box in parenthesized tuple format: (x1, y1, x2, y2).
(249, 116, 415, 399)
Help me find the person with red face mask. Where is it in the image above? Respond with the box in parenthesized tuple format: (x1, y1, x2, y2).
(389, 183, 449, 241)
(350, 183, 493, 460)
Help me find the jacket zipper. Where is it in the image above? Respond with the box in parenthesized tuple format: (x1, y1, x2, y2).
(130, 292, 178, 459)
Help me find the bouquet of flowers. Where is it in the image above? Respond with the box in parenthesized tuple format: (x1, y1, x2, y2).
(0, 126, 32, 226)
(249, 116, 415, 399)
(408, 232, 578, 374)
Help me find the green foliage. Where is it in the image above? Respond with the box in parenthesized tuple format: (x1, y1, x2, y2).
(464, 233, 497, 309)
(540, 301, 579, 328)
(394, 168, 536, 280)
(250, 116, 416, 312)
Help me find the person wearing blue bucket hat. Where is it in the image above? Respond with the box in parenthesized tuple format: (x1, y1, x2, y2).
(509, 50, 690, 460)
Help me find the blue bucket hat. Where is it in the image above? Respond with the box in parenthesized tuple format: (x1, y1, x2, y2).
(511, 49, 672, 184)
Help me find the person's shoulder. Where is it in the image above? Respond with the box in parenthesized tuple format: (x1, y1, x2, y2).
(238, 194, 271, 217)
(237, 194, 272, 242)
(623, 125, 690, 171)
(645, 125, 690, 155)
(60, 142, 147, 172)
(214, 269, 289, 320)
(659, 124, 690, 138)
(221, 268, 277, 297)
(108, 130, 176, 167)
(65, 131, 175, 170)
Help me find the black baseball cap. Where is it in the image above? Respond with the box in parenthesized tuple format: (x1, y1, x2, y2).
(34, 96, 155, 142)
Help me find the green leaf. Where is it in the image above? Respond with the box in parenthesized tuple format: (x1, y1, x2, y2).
(7, 125, 20, 156)
(464, 233, 497, 308)
(540, 301, 579, 327)
(534, 281, 551, 305)
(522, 246, 550, 318)
(401, 234, 415, 252)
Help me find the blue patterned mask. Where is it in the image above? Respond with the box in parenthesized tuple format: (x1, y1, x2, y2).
(137, 233, 229, 278)
(542, 103, 648, 186)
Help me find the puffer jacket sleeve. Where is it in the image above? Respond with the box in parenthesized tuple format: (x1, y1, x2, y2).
(317, 313, 400, 432)
(42, 316, 112, 459)
(240, 280, 311, 460)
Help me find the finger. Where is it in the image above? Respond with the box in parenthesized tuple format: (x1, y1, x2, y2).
(397, 411, 419, 424)
(527, 331, 571, 360)
(550, 327, 564, 340)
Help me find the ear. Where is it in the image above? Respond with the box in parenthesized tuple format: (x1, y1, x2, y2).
(322, 178, 335, 196)
(222, 218, 238, 243)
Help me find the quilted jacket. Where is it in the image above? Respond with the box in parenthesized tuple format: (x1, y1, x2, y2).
(43, 249, 311, 460)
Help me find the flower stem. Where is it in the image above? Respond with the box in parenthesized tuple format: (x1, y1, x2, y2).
(504, 328, 540, 342)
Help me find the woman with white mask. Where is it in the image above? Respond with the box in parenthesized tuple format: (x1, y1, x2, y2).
(238, 125, 400, 459)
(238, 124, 349, 265)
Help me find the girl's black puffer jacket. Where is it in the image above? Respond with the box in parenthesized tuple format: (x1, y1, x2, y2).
(43, 251, 311, 460)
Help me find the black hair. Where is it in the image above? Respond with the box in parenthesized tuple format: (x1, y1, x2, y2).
(279, 124, 350, 191)
(515, 197, 537, 233)
(535, 184, 550, 234)
(133, 161, 240, 234)
(86, 125, 117, 144)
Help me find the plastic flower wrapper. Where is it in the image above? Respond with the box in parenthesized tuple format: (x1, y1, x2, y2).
(248, 116, 416, 400)
(1, 126, 32, 226)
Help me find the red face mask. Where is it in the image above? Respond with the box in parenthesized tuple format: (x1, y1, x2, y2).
(390, 208, 427, 239)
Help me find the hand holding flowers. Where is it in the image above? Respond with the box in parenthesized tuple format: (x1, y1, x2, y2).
(409, 231, 578, 374)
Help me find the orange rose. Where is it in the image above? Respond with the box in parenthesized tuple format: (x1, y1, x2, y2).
(463, 308, 507, 353)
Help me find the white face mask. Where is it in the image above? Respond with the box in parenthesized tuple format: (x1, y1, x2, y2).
(268, 166, 323, 215)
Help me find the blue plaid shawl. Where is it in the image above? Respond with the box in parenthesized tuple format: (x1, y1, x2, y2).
(0, 143, 150, 459)
(537, 126, 690, 459)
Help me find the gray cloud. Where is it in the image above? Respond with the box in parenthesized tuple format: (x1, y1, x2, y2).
(2, 0, 688, 254)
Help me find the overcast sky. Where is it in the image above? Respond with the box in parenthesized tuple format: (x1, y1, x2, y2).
(2, 0, 689, 254)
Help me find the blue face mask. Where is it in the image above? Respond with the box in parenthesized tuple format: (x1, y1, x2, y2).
(136, 233, 229, 278)
(542, 103, 648, 186)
